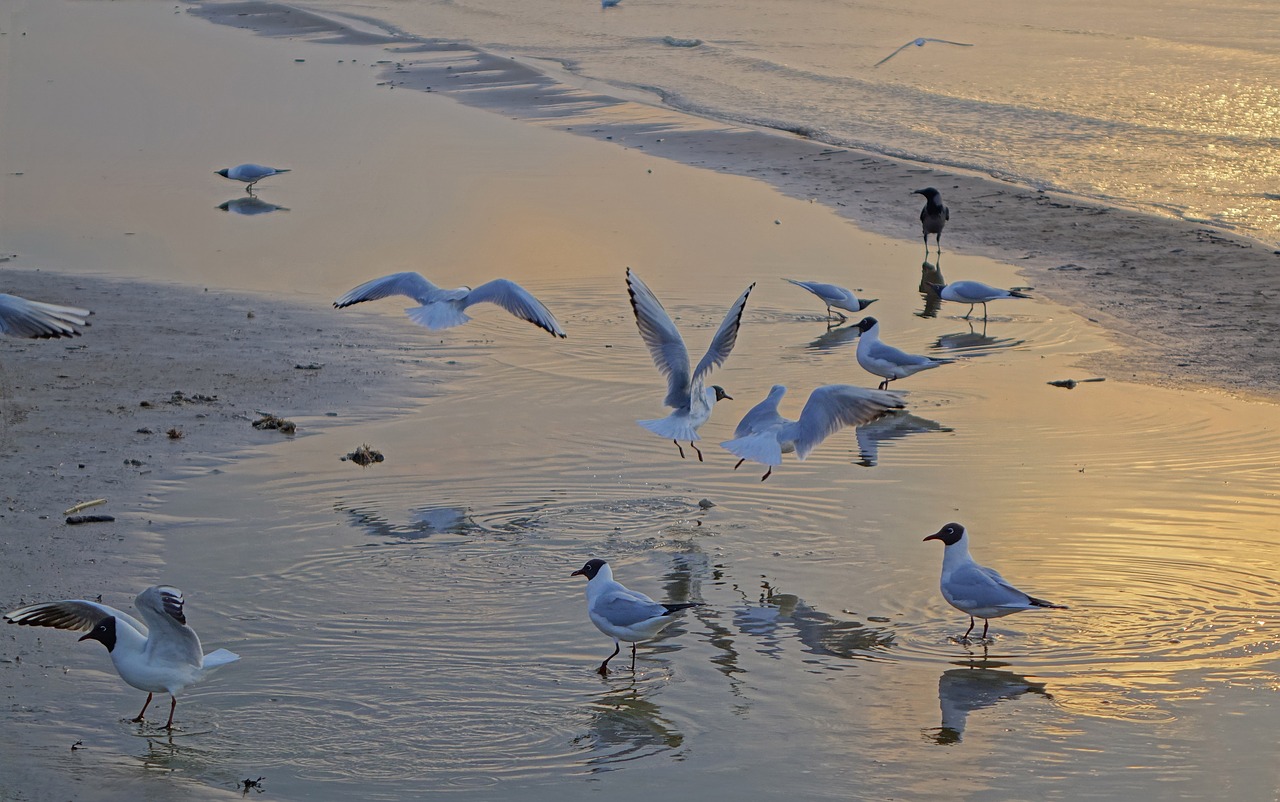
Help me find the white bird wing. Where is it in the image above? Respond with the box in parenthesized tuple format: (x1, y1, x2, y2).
(690, 282, 755, 385)
(596, 589, 668, 628)
(627, 269, 693, 409)
(334, 272, 440, 308)
(787, 385, 906, 460)
(0, 295, 91, 339)
(4, 597, 147, 639)
(865, 337, 936, 368)
(732, 385, 787, 438)
(134, 586, 203, 666)
(785, 279, 840, 303)
(463, 279, 566, 338)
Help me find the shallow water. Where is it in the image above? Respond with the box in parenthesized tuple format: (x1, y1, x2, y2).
(4, 2, 1280, 799)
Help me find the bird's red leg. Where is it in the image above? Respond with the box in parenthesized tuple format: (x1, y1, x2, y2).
(691, 442, 704, 462)
(673, 440, 685, 459)
(132, 693, 153, 723)
(598, 641, 621, 676)
(164, 696, 177, 730)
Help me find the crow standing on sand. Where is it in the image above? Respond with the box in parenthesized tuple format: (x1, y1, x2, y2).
(914, 187, 949, 254)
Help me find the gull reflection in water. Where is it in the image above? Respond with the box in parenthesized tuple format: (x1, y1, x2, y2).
(340, 503, 479, 541)
(853, 409, 952, 467)
(576, 683, 685, 770)
(933, 319, 1025, 355)
(804, 322, 863, 353)
(916, 258, 945, 319)
(926, 660, 1052, 745)
(217, 197, 290, 216)
(734, 580, 894, 661)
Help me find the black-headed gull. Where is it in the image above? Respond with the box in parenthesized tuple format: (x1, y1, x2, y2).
(5, 585, 240, 728)
(913, 187, 949, 254)
(571, 558, 702, 675)
(215, 163, 290, 193)
(924, 523, 1068, 642)
(627, 268, 753, 460)
(929, 280, 1031, 320)
(874, 37, 974, 68)
(334, 271, 566, 338)
(0, 294, 91, 339)
(721, 384, 905, 480)
(783, 279, 877, 322)
(853, 317, 953, 390)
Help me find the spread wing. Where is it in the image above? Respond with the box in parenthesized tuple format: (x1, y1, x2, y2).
(691, 283, 754, 385)
(4, 598, 146, 638)
(627, 269, 693, 409)
(788, 385, 906, 460)
(334, 272, 439, 308)
(463, 279, 566, 338)
(732, 385, 788, 438)
(134, 585, 203, 666)
(0, 295, 91, 339)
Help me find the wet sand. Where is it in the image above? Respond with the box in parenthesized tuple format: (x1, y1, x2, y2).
(1, 0, 1277, 798)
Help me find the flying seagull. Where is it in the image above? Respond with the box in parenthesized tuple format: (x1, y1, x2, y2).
(874, 37, 974, 68)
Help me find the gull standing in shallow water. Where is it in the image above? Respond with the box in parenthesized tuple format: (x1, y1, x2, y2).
(627, 268, 753, 460)
(853, 316, 952, 390)
(783, 279, 876, 322)
(215, 163, 290, 192)
(4, 585, 240, 728)
(334, 271, 566, 338)
(571, 558, 702, 675)
(721, 384, 905, 480)
(0, 294, 91, 339)
(914, 187, 949, 254)
(874, 37, 974, 68)
(924, 523, 1068, 643)
(929, 280, 1031, 321)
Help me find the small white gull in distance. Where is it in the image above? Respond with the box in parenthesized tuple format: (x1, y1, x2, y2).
(5, 585, 240, 728)
(334, 271, 566, 338)
(929, 280, 1031, 320)
(571, 558, 702, 675)
(721, 384, 905, 480)
(215, 163, 290, 192)
(914, 187, 949, 254)
(0, 294, 91, 339)
(874, 37, 974, 68)
(853, 316, 953, 390)
(627, 268, 753, 460)
(924, 523, 1068, 642)
(783, 279, 876, 322)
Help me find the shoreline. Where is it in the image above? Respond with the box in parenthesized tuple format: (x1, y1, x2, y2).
(191, 0, 1280, 402)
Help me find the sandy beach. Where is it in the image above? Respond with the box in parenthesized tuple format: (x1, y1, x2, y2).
(2, 0, 1279, 799)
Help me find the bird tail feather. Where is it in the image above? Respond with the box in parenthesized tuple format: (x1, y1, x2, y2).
(202, 648, 241, 669)
(405, 304, 470, 330)
(720, 432, 784, 466)
(1027, 596, 1067, 610)
(637, 416, 699, 442)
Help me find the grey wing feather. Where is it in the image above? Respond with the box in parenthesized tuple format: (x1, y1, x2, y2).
(134, 586, 204, 665)
(873, 42, 914, 67)
(0, 295, 90, 339)
(4, 598, 147, 638)
(691, 283, 754, 384)
(733, 385, 787, 437)
(334, 272, 439, 308)
(950, 563, 1029, 607)
(789, 385, 905, 460)
(464, 279, 566, 337)
(627, 270, 693, 409)
(597, 593, 668, 628)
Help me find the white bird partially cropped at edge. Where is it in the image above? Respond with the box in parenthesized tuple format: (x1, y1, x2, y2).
(928, 280, 1031, 321)
(4, 585, 240, 729)
(215, 163, 291, 192)
(571, 558, 703, 675)
(853, 316, 953, 390)
(334, 271, 566, 338)
(0, 294, 91, 339)
(783, 279, 877, 322)
(627, 267, 754, 461)
(924, 523, 1068, 643)
(721, 384, 905, 481)
(874, 37, 974, 68)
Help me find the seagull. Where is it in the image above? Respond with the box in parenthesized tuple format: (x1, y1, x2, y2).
(215, 164, 290, 193)
(4, 585, 240, 728)
(914, 187, 949, 254)
(928, 280, 1031, 320)
(571, 558, 702, 675)
(601, 0, 622, 8)
(334, 271, 566, 338)
(874, 37, 974, 68)
(0, 294, 91, 339)
(924, 523, 1068, 642)
(627, 268, 753, 460)
(852, 317, 953, 390)
(783, 279, 876, 322)
(721, 384, 905, 480)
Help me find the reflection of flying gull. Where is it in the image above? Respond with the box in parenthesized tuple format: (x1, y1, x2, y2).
(721, 384, 905, 480)
(0, 294, 91, 339)
(4, 585, 240, 729)
(924, 522, 1068, 642)
(571, 558, 703, 675)
(628, 268, 753, 461)
(874, 37, 974, 68)
(783, 279, 876, 322)
(335, 271, 566, 338)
